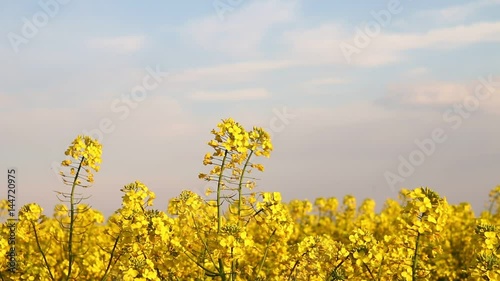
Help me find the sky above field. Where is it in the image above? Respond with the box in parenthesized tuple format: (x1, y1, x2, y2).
(1, 0, 499, 216)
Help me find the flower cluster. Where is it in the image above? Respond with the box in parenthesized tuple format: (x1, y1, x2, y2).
(0, 119, 499, 281)
(60, 135, 102, 184)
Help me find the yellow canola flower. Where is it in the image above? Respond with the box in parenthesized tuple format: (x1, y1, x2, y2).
(8, 118, 500, 281)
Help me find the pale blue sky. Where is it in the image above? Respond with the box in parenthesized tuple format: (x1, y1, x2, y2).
(1, 0, 499, 216)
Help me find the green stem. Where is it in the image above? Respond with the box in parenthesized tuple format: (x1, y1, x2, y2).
(237, 150, 253, 218)
(190, 213, 218, 271)
(288, 251, 309, 280)
(412, 232, 421, 281)
(217, 150, 228, 233)
(329, 252, 351, 278)
(362, 262, 374, 280)
(257, 229, 276, 278)
(376, 252, 386, 281)
(100, 234, 121, 281)
(219, 259, 227, 281)
(182, 249, 219, 276)
(66, 157, 84, 281)
(230, 247, 235, 281)
(488, 194, 499, 215)
(216, 150, 228, 280)
(32, 221, 55, 281)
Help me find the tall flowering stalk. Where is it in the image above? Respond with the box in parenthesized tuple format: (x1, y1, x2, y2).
(197, 118, 273, 279)
(57, 136, 102, 281)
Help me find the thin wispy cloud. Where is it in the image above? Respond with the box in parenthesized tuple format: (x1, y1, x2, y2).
(304, 77, 347, 86)
(282, 23, 348, 65)
(284, 21, 500, 66)
(168, 60, 299, 84)
(418, 0, 500, 23)
(381, 77, 500, 115)
(86, 35, 145, 54)
(403, 67, 430, 78)
(189, 88, 270, 101)
(385, 81, 470, 106)
(398, 22, 500, 49)
(301, 77, 349, 96)
(184, 1, 297, 57)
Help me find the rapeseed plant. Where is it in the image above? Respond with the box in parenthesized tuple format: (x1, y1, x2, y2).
(0, 119, 498, 280)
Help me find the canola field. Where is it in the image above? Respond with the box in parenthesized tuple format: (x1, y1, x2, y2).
(1, 118, 499, 280)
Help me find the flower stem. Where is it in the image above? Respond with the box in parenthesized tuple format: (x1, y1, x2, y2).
(257, 228, 276, 278)
(217, 150, 228, 233)
(237, 150, 253, 218)
(66, 157, 84, 281)
(100, 234, 120, 281)
(216, 150, 228, 280)
(32, 221, 55, 281)
(412, 231, 421, 281)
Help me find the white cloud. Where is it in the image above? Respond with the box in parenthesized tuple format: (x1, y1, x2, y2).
(86, 36, 145, 54)
(382, 77, 500, 115)
(303, 77, 347, 86)
(283, 23, 349, 65)
(418, 0, 500, 23)
(404, 67, 429, 77)
(294, 102, 397, 126)
(168, 60, 299, 84)
(284, 21, 500, 66)
(189, 88, 269, 101)
(390, 82, 469, 106)
(184, 1, 297, 56)
(355, 22, 500, 65)
(301, 77, 349, 95)
(393, 22, 500, 49)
